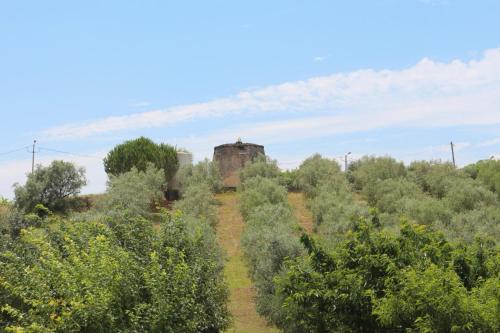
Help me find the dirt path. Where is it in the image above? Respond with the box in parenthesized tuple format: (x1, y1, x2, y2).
(216, 192, 279, 333)
(288, 192, 314, 234)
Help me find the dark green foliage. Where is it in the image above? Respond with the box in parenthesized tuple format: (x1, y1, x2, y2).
(276, 219, 499, 332)
(13, 160, 87, 213)
(103, 137, 178, 182)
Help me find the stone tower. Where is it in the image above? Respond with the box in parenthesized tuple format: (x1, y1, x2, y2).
(213, 139, 265, 188)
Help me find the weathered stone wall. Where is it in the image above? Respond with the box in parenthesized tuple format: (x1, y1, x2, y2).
(213, 142, 265, 188)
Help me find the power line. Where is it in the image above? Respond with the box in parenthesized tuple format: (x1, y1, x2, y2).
(38, 147, 102, 159)
(0, 146, 30, 156)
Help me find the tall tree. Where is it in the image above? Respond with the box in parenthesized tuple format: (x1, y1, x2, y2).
(103, 137, 178, 182)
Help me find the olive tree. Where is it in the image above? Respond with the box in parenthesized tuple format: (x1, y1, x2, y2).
(13, 160, 86, 213)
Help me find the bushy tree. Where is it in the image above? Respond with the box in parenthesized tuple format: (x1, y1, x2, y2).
(476, 159, 500, 195)
(239, 154, 281, 185)
(0, 211, 230, 332)
(102, 163, 165, 218)
(279, 169, 300, 191)
(275, 219, 499, 332)
(173, 183, 218, 226)
(175, 158, 223, 195)
(241, 203, 303, 325)
(103, 137, 178, 182)
(239, 176, 288, 219)
(296, 154, 344, 198)
(407, 160, 460, 198)
(397, 196, 452, 226)
(13, 160, 86, 213)
(443, 178, 496, 213)
(366, 178, 423, 212)
(349, 156, 406, 192)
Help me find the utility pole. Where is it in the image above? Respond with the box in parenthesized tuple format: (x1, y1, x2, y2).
(450, 141, 456, 168)
(31, 140, 37, 173)
(345, 152, 351, 172)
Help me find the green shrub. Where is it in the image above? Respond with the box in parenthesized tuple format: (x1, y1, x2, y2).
(239, 154, 281, 185)
(397, 196, 453, 226)
(13, 160, 87, 213)
(0, 211, 230, 332)
(436, 207, 500, 243)
(279, 169, 300, 191)
(173, 183, 218, 226)
(103, 163, 165, 218)
(476, 159, 500, 194)
(366, 178, 423, 212)
(175, 158, 223, 195)
(443, 178, 496, 213)
(296, 154, 343, 198)
(275, 220, 499, 332)
(348, 156, 406, 192)
(407, 160, 461, 198)
(239, 176, 288, 219)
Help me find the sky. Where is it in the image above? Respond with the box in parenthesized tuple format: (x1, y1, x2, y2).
(1, 0, 500, 198)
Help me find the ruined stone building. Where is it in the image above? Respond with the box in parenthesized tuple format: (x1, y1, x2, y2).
(213, 139, 265, 188)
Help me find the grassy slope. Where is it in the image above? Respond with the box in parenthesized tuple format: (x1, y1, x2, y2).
(288, 192, 314, 234)
(215, 192, 279, 333)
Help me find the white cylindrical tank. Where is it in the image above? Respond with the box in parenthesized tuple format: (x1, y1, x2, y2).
(176, 150, 193, 167)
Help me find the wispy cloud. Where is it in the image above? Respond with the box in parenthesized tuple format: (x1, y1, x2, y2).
(313, 55, 328, 62)
(42, 48, 500, 141)
(477, 137, 500, 147)
(130, 101, 152, 108)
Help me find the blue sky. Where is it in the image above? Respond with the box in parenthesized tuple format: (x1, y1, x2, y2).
(1, 0, 500, 197)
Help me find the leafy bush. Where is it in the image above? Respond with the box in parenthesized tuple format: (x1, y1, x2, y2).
(175, 158, 223, 195)
(397, 196, 453, 226)
(279, 169, 300, 191)
(173, 183, 218, 226)
(239, 154, 281, 185)
(13, 160, 87, 213)
(435, 207, 500, 243)
(239, 176, 288, 219)
(296, 154, 343, 198)
(241, 204, 303, 325)
(407, 160, 461, 198)
(275, 219, 499, 332)
(349, 156, 406, 192)
(103, 136, 178, 183)
(365, 177, 423, 212)
(102, 163, 165, 218)
(476, 159, 500, 194)
(0, 211, 230, 332)
(443, 178, 496, 213)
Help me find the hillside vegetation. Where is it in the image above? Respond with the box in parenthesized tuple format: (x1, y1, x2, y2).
(0, 137, 498, 332)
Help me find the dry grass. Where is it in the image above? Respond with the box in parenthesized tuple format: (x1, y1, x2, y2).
(288, 192, 314, 234)
(215, 192, 279, 333)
